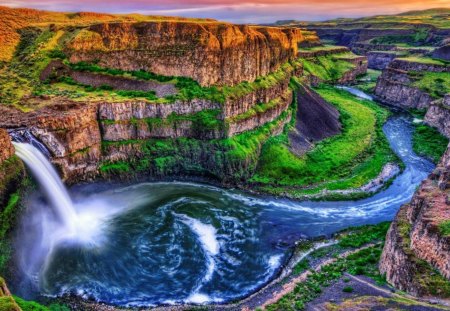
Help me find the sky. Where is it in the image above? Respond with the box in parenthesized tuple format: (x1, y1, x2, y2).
(3, 0, 450, 23)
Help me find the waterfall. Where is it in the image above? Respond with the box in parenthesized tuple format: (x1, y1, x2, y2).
(12, 142, 77, 231)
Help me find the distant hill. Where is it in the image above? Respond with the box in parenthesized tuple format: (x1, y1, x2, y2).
(273, 8, 450, 29)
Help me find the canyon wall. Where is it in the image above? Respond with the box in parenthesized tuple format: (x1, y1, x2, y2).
(380, 142, 450, 297)
(66, 22, 307, 86)
(0, 129, 23, 207)
(367, 51, 398, 70)
(374, 59, 449, 109)
(425, 95, 450, 138)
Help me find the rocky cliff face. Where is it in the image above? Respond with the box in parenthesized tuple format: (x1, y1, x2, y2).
(0, 129, 23, 210)
(288, 85, 341, 155)
(66, 22, 307, 87)
(374, 60, 449, 109)
(0, 102, 101, 182)
(380, 143, 450, 297)
(367, 51, 397, 70)
(425, 95, 450, 138)
(0, 130, 14, 163)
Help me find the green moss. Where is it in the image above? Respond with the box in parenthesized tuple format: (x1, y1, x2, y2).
(0, 28, 60, 106)
(300, 52, 356, 82)
(408, 71, 450, 99)
(0, 296, 19, 311)
(99, 161, 131, 174)
(13, 296, 69, 311)
(337, 222, 391, 248)
(412, 124, 448, 163)
(438, 221, 450, 237)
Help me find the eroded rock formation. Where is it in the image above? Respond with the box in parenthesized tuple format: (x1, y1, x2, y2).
(380, 143, 450, 297)
(425, 95, 450, 138)
(66, 22, 309, 86)
(374, 59, 449, 109)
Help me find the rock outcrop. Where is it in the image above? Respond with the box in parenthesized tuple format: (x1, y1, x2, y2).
(380, 143, 450, 297)
(66, 22, 307, 87)
(425, 95, 450, 138)
(0, 129, 23, 207)
(432, 45, 450, 61)
(288, 85, 341, 155)
(0, 278, 20, 311)
(0, 102, 101, 182)
(374, 59, 449, 109)
(367, 51, 398, 70)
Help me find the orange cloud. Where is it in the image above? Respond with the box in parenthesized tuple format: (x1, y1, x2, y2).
(3, 0, 449, 23)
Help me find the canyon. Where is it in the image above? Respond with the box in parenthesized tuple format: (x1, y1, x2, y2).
(0, 5, 449, 311)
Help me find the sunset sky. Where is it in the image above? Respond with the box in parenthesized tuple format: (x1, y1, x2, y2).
(3, 0, 450, 23)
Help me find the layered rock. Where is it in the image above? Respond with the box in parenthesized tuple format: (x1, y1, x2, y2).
(367, 51, 397, 70)
(380, 144, 450, 297)
(0, 129, 23, 206)
(425, 95, 450, 138)
(227, 91, 293, 136)
(288, 85, 341, 155)
(0, 102, 101, 182)
(336, 56, 368, 83)
(40, 60, 178, 98)
(374, 59, 449, 109)
(66, 22, 307, 86)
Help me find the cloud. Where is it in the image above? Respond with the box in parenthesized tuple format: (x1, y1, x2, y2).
(3, 0, 450, 23)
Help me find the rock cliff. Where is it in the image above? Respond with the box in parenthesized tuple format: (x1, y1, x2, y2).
(367, 51, 398, 70)
(374, 59, 449, 109)
(66, 22, 307, 87)
(380, 143, 450, 297)
(288, 85, 341, 155)
(0, 129, 24, 216)
(425, 95, 450, 138)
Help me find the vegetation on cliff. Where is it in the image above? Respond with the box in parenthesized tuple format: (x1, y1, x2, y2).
(299, 52, 356, 82)
(413, 123, 448, 163)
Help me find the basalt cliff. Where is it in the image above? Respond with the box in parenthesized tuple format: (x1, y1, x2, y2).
(0, 6, 370, 187)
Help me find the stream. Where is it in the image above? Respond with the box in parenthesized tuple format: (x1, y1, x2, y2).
(10, 89, 434, 307)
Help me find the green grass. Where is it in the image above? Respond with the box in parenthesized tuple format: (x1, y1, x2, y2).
(100, 109, 291, 180)
(13, 296, 69, 311)
(337, 222, 391, 248)
(370, 28, 430, 46)
(251, 85, 397, 196)
(300, 53, 355, 81)
(266, 245, 385, 311)
(412, 124, 448, 163)
(438, 221, 450, 237)
(99, 161, 131, 174)
(408, 71, 450, 99)
(398, 56, 450, 66)
(353, 69, 381, 94)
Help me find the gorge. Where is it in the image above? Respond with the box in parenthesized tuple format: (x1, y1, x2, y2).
(0, 5, 449, 311)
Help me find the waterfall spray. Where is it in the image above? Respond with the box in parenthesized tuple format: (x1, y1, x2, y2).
(13, 142, 77, 232)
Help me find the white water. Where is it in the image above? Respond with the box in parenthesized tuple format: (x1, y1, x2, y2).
(13, 142, 77, 232)
(175, 213, 221, 303)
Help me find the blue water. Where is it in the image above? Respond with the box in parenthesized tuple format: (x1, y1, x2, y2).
(12, 100, 434, 307)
